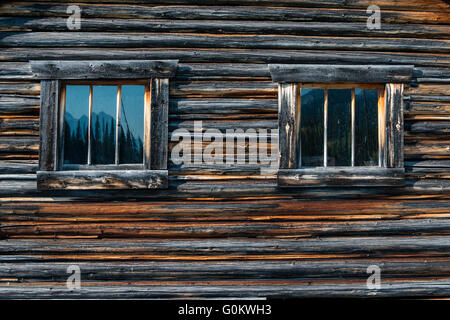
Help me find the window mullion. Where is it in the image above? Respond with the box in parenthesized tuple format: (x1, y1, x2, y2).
(87, 84, 93, 165)
(323, 88, 328, 167)
(351, 88, 355, 167)
(115, 85, 122, 165)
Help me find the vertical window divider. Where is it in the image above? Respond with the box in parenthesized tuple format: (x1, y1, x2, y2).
(323, 88, 328, 167)
(115, 85, 122, 165)
(87, 84, 93, 165)
(296, 83, 301, 168)
(57, 84, 66, 170)
(351, 88, 355, 167)
(378, 87, 385, 167)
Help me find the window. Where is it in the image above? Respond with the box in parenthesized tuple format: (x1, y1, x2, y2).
(31, 60, 178, 190)
(269, 64, 414, 187)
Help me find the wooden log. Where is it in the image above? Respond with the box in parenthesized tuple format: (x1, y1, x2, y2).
(2, 259, 450, 281)
(2, 215, 450, 239)
(3, 17, 450, 39)
(30, 60, 179, 79)
(170, 98, 277, 114)
(0, 82, 40, 95)
(0, 116, 39, 136)
(170, 81, 276, 97)
(1, 3, 449, 24)
(0, 94, 40, 115)
(0, 161, 37, 174)
(278, 168, 405, 187)
(37, 170, 169, 191)
(0, 137, 38, 153)
(1, 279, 450, 298)
(406, 121, 450, 134)
(2, 236, 450, 256)
(269, 64, 414, 83)
(1, 32, 450, 54)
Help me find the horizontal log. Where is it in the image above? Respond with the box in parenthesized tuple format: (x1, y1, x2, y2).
(278, 168, 405, 187)
(0, 160, 37, 174)
(30, 60, 179, 79)
(2, 33, 449, 54)
(0, 82, 39, 95)
(1, 50, 449, 68)
(37, 170, 169, 191)
(2, 259, 450, 281)
(3, 0, 449, 11)
(0, 177, 449, 199)
(2, 278, 450, 298)
(2, 17, 450, 39)
(2, 236, 450, 256)
(406, 121, 450, 134)
(0, 94, 39, 114)
(170, 81, 276, 97)
(0, 116, 39, 135)
(1, 3, 449, 24)
(0, 137, 38, 153)
(405, 101, 450, 115)
(2, 216, 450, 239)
(269, 64, 414, 83)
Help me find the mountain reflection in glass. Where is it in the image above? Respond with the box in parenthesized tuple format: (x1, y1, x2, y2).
(300, 89, 324, 167)
(92, 86, 116, 165)
(327, 89, 351, 166)
(64, 85, 89, 164)
(119, 85, 144, 164)
(355, 89, 378, 166)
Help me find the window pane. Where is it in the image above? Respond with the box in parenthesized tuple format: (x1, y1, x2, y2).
(300, 89, 324, 167)
(327, 89, 351, 166)
(119, 85, 144, 164)
(64, 85, 89, 164)
(355, 89, 379, 166)
(92, 85, 116, 165)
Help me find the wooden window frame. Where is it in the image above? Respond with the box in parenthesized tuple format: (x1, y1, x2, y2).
(31, 60, 178, 190)
(269, 64, 414, 188)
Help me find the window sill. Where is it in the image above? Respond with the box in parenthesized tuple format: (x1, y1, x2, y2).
(278, 167, 405, 187)
(37, 170, 168, 190)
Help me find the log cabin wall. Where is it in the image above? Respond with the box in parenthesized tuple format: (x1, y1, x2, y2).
(0, 0, 449, 298)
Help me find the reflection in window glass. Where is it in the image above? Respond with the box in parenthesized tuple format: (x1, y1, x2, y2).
(327, 89, 351, 166)
(64, 85, 89, 164)
(92, 86, 116, 165)
(119, 85, 144, 164)
(300, 89, 324, 167)
(355, 89, 379, 166)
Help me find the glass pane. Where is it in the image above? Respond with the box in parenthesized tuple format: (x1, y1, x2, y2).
(300, 89, 324, 167)
(355, 89, 379, 166)
(119, 85, 144, 164)
(92, 85, 116, 165)
(327, 89, 351, 166)
(64, 85, 89, 164)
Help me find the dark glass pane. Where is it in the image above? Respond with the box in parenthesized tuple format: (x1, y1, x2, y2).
(92, 86, 116, 165)
(355, 89, 379, 166)
(64, 85, 89, 164)
(119, 85, 144, 164)
(327, 89, 351, 166)
(300, 89, 324, 167)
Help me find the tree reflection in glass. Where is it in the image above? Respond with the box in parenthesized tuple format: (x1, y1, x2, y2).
(64, 85, 89, 164)
(300, 89, 324, 167)
(92, 86, 116, 165)
(119, 85, 144, 164)
(355, 89, 378, 166)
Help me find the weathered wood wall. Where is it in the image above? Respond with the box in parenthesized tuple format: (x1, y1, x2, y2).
(0, 0, 449, 298)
